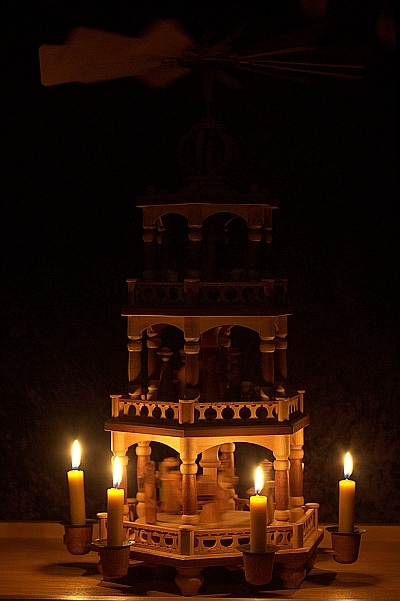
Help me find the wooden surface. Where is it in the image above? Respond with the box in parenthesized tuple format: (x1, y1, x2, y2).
(0, 522, 399, 600)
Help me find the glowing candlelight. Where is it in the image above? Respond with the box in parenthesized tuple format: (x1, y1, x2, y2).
(250, 466, 267, 553)
(67, 439, 86, 525)
(106, 456, 125, 546)
(338, 452, 355, 533)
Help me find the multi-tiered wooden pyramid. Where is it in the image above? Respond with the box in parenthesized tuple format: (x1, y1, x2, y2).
(102, 115, 323, 595)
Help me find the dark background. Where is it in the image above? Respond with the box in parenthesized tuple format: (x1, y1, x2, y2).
(2, 1, 398, 524)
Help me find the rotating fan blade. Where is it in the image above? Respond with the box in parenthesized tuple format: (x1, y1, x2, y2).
(39, 20, 195, 87)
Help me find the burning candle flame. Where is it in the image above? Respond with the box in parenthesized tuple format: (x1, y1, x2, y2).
(112, 456, 123, 488)
(71, 439, 81, 470)
(254, 465, 264, 495)
(343, 452, 353, 479)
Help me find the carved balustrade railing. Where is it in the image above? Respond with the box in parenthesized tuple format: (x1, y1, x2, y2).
(301, 504, 320, 544)
(122, 504, 319, 556)
(125, 522, 180, 555)
(112, 393, 303, 424)
(127, 278, 288, 308)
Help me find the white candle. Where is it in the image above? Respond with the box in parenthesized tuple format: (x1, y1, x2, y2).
(250, 466, 268, 553)
(338, 452, 355, 533)
(67, 439, 86, 525)
(107, 456, 125, 546)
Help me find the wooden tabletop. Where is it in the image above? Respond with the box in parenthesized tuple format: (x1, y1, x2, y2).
(0, 522, 399, 600)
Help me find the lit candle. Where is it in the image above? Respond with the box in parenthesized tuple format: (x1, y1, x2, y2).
(338, 452, 356, 533)
(250, 466, 268, 553)
(67, 439, 86, 525)
(106, 456, 125, 546)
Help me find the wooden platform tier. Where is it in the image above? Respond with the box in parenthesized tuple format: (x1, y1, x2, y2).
(136, 191, 278, 209)
(105, 392, 308, 435)
(122, 305, 293, 317)
(123, 504, 320, 557)
(99, 504, 323, 595)
(106, 415, 309, 437)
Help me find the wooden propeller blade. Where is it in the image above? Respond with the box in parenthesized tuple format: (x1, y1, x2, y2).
(240, 46, 315, 59)
(39, 20, 195, 87)
(238, 61, 364, 80)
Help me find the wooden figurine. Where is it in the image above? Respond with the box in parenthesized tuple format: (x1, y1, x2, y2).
(159, 457, 182, 514)
(144, 461, 157, 524)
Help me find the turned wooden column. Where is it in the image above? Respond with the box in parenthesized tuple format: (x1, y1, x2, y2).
(289, 429, 305, 521)
(260, 319, 275, 385)
(180, 440, 199, 526)
(127, 318, 142, 399)
(184, 317, 200, 392)
(200, 327, 222, 401)
(275, 316, 288, 381)
(261, 223, 273, 277)
(143, 226, 157, 280)
(218, 326, 231, 399)
(187, 227, 202, 279)
(247, 226, 262, 280)
(135, 441, 152, 519)
(157, 347, 175, 401)
(226, 346, 242, 400)
(146, 326, 161, 400)
(156, 218, 169, 281)
(202, 228, 219, 281)
(273, 435, 291, 523)
(176, 349, 187, 400)
(185, 342, 200, 389)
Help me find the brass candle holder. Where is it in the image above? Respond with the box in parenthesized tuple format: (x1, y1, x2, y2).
(61, 520, 95, 555)
(91, 539, 133, 580)
(326, 526, 366, 564)
(237, 543, 279, 586)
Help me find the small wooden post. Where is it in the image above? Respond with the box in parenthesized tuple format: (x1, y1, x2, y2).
(179, 525, 195, 555)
